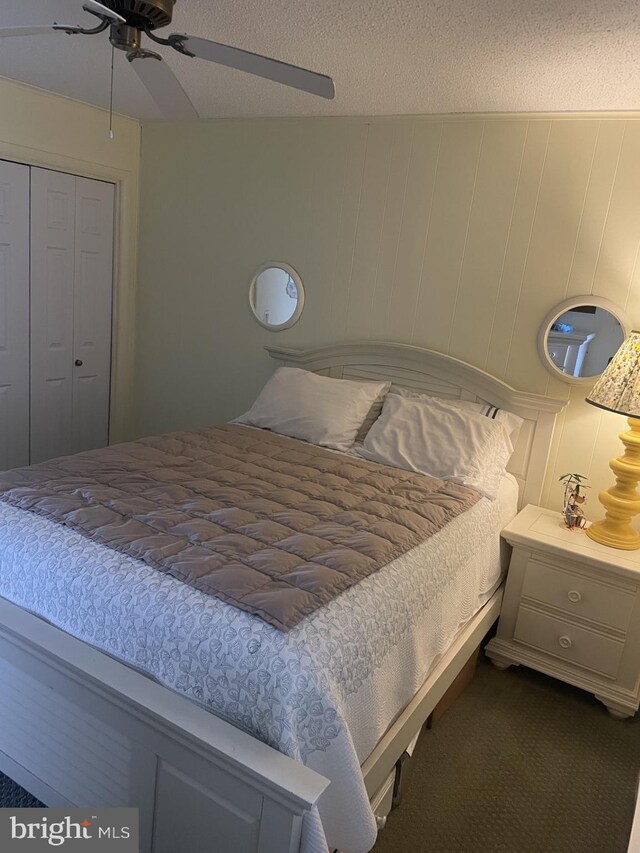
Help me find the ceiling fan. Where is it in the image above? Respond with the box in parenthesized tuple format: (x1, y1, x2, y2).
(0, 0, 335, 119)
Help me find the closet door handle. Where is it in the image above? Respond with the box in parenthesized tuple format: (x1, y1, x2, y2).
(75, 359, 83, 367)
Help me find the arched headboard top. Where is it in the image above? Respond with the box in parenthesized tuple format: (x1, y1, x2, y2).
(265, 341, 567, 510)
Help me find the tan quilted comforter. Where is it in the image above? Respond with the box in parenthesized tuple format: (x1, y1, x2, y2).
(0, 425, 481, 631)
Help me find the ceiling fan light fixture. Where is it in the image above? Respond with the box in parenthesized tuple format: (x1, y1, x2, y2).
(110, 23, 142, 52)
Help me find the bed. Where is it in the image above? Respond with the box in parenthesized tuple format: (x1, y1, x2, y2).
(0, 342, 565, 853)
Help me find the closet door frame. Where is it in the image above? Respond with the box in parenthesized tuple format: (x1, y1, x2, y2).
(0, 143, 138, 447)
(0, 160, 30, 470)
(29, 168, 115, 464)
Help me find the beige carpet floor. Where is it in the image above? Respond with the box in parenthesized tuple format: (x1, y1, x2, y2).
(373, 655, 640, 853)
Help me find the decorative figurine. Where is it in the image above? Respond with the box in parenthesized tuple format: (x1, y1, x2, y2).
(559, 473, 589, 530)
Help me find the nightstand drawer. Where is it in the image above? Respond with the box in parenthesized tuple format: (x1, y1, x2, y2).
(522, 558, 636, 631)
(514, 607, 624, 678)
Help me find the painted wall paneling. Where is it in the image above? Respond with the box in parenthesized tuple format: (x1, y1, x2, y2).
(30, 167, 115, 464)
(136, 115, 640, 522)
(0, 160, 29, 470)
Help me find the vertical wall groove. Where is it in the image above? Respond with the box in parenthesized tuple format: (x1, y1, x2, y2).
(502, 120, 552, 379)
(366, 125, 397, 335)
(410, 121, 444, 344)
(384, 124, 415, 336)
(341, 123, 371, 339)
(588, 121, 627, 295)
(483, 121, 530, 370)
(564, 121, 601, 299)
(447, 121, 486, 354)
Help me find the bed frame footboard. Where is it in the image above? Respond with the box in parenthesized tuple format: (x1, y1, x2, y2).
(0, 597, 329, 853)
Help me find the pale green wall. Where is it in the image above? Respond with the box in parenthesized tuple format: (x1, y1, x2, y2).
(137, 115, 640, 517)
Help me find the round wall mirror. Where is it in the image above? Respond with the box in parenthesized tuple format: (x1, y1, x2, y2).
(249, 262, 305, 331)
(537, 296, 631, 384)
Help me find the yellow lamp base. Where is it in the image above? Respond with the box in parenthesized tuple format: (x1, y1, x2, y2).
(586, 417, 640, 551)
(587, 519, 640, 550)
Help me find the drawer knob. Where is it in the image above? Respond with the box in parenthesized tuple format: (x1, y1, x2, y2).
(559, 635, 573, 649)
(568, 590, 582, 603)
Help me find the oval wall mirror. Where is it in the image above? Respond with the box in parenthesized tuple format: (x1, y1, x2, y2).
(249, 263, 305, 331)
(537, 296, 631, 384)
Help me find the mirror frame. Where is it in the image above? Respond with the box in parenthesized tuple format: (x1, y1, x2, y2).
(249, 262, 305, 332)
(537, 295, 632, 385)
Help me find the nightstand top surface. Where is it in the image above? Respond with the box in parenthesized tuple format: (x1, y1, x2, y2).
(503, 504, 640, 576)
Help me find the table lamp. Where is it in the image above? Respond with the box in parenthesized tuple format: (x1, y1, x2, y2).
(585, 331, 640, 550)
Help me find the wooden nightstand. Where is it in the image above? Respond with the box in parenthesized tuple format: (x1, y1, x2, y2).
(486, 504, 640, 719)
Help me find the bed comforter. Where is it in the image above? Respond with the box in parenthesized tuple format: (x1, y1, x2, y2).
(0, 425, 480, 631)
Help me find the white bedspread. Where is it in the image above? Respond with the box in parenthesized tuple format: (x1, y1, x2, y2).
(0, 465, 517, 853)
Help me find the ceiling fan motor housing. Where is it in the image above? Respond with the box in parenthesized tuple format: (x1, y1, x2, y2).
(102, 0, 175, 30)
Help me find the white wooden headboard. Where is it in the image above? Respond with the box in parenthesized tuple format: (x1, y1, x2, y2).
(266, 341, 567, 510)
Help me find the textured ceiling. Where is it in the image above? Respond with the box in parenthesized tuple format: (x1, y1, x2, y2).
(0, 0, 640, 119)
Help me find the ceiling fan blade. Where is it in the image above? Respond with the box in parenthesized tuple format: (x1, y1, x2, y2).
(177, 35, 335, 100)
(128, 53, 199, 120)
(0, 2, 124, 38)
(0, 26, 70, 37)
(82, 1, 126, 25)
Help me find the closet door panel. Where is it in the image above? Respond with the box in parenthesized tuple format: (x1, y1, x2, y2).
(73, 178, 114, 453)
(0, 161, 29, 471)
(30, 168, 76, 465)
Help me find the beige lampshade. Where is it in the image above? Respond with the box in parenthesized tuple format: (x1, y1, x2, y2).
(586, 331, 640, 416)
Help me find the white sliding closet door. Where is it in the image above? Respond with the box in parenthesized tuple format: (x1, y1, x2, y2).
(0, 161, 29, 471)
(30, 168, 114, 464)
(73, 178, 115, 455)
(30, 168, 75, 464)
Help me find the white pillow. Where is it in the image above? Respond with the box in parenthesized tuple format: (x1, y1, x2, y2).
(235, 367, 390, 452)
(358, 393, 513, 499)
(397, 388, 524, 445)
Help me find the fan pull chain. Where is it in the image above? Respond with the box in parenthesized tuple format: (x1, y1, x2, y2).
(108, 42, 115, 139)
